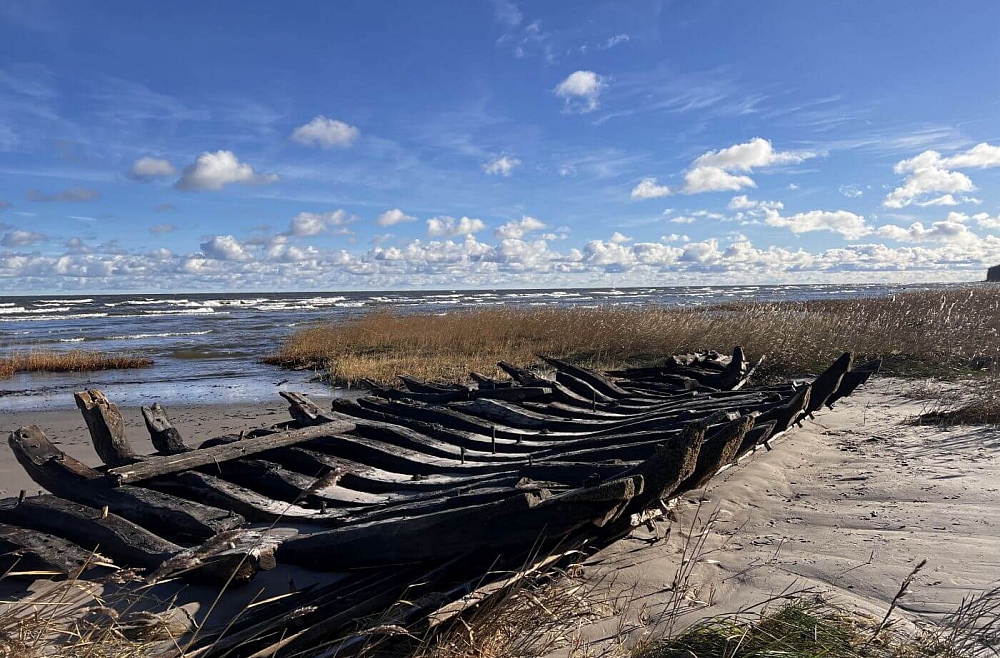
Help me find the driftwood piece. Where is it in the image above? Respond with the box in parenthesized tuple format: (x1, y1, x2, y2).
(74, 389, 135, 467)
(0, 522, 111, 578)
(8, 426, 243, 543)
(105, 418, 356, 485)
(141, 403, 188, 454)
(469, 372, 513, 389)
(0, 495, 180, 569)
(280, 390, 329, 425)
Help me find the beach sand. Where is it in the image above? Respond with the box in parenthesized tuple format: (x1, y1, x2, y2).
(2, 398, 335, 498)
(569, 377, 1000, 653)
(2, 379, 998, 647)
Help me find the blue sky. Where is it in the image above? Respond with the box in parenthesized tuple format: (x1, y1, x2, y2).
(2, 0, 1000, 293)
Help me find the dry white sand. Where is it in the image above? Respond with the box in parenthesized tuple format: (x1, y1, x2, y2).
(569, 377, 1000, 653)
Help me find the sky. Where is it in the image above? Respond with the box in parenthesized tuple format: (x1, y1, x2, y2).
(1, 1, 1000, 294)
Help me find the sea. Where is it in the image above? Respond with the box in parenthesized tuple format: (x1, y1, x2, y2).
(0, 283, 957, 411)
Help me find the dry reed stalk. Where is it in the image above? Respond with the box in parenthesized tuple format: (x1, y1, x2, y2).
(265, 286, 1000, 386)
(0, 350, 152, 379)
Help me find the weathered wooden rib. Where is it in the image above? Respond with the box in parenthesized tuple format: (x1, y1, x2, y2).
(74, 389, 136, 467)
(0, 495, 179, 569)
(679, 415, 755, 490)
(8, 426, 244, 543)
(538, 355, 635, 399)
(756, 383, 811, 433)
(277, 475, 643, 570)
(144, 471, 339, 524)
(470, 371, 513, 388)
(0, 521, 111, 578)
(141, 402, 189, 454)
(826, 358, 881, 408)
(802, 352, 853, 417)
(105, 418, 356, 485)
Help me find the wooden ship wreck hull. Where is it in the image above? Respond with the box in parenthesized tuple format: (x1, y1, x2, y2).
(0, 347, 879, 657)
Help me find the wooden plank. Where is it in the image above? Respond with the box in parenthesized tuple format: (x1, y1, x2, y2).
(144, 471, 341, 525)
(803, 352, 853, 416)
(277, 476, 642, 570)
(105, 418, 356, 485)
(679, 415, 755, 490)
(538, 355, 634, 399)
(0, 495, 179, 569)
(141, 403, 188, 454)
(8, 425, 244, 543)
(74, 389, 135, 467)
(0, 522, 112, 578)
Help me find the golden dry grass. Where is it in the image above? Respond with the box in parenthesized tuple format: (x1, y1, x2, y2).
(0, 350, 152, 379)
(264, 286, 1000, 386)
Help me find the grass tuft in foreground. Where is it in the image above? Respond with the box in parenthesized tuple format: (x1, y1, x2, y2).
(265, 286, 1000, 387)
(0, 350, 152, 379)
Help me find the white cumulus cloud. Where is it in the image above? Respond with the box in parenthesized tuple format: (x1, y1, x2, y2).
(287, 210, 352, 236)
(200, 235, 250, 260)
(877, 220, 977, 244)
(634, 138, 814, 199)
(764, 208, 871, 239)
(495, 215, 545, 239)
(290, 116, 360, 148)
(375, 208, 417, 227)
(483, 154, 521, 177)
(630, 177, 671, 200)
(554, 70, 607, 113)
(175, 151, 278, 191)
(884, 143, 1000, 208)
(129, 156, 177, 182)
(427, 216, 486, 237)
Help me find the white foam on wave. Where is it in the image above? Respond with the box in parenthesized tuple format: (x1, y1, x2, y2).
(0, 312, 108, 322)
(107, 330, 213, 340)
(0, 306, 70, 315)
(40, 298, 93, 304)
(140, 308, 220, 316)
(58, 337, 86, 342)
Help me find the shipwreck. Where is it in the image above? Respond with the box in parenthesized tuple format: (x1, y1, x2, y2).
(0, 347, 878, 656)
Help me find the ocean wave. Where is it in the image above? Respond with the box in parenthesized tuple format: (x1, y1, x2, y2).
(139, 308, 220, 316)
(106, 330, 214, 340)
(58, 337, 86, 342)
(0, 306, 70, 315)
(0, 312, 109, 322)
(40, 298, 94, 304)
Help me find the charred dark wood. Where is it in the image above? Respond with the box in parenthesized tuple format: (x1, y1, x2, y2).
(105, 418, 356, 485)
(144, 471, 338, 525)
(757, 384, 811, 434)
(277, 476, 642, 570)
(538, 355, 634, 399)
(803, 352, 853, 417)
(74, 389, 136, 467)
(679, 415, 755, 491)
(0, 495, 179, 569)
(399, 375, 469, 394)
(141, 403, 188, 454)
(8, 426, 243, 543)
(469, 372, 513, 389)
(825, 358, 881, 409)
(554, 370, 616, 404)
(0, 522, 111, 578)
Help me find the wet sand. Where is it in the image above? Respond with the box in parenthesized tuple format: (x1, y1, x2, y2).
(0, 397, 332, 497)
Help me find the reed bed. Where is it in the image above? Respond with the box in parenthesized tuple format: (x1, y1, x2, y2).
(265, 286, 1000, 387)
(0, 350, 152, 379)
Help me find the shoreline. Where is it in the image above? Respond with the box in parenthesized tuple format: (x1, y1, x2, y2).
(0, 396, 335, 497)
